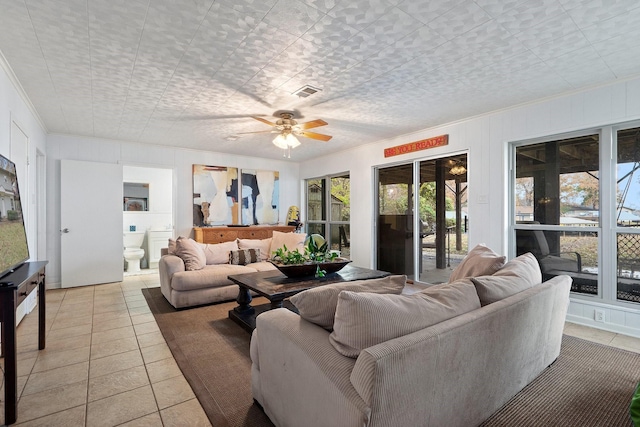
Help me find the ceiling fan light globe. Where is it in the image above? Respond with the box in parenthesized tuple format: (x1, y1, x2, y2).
(286, 134, 301, 148)
(272, 134, 289, 149)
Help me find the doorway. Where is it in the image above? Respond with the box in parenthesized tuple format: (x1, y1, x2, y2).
(376, 153, 468, 283)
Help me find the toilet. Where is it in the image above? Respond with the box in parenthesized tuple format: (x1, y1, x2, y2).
(123, 232, 145, 272)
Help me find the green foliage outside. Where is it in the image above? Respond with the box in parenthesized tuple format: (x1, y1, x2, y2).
(7, 210, 20, 221)
(0, 222, 29, 266)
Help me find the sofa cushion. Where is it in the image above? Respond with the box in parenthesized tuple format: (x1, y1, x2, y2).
(175, 237, 206, 271)
(238, 238, 272, 261)
(448, 244, 506, 283)
(290, 275, 407, 330)
(270, 231, 306, 256)
(171, 264, 257, 291)
(202, 240, 239, 265)
(471, 253, 542, 306)
(229, 249, 260, 265)
(329, 279, 480, 358)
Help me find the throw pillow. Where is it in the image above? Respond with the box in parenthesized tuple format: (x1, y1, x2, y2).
(175, 237, 206, 271)
(448, 244, 506, 283)
(229, 249, 260, 265)
(168, 238, 176, 255)
(471, 252, 542, 306)
(202, 240, 239, 265)
(289, 275, 407, 330)
(269, 231, 306, 257)
(329, 279, 480, 358)
(237, 238, 272, 262)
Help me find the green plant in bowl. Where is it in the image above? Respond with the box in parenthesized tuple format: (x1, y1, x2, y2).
(270, 236, 345, 278)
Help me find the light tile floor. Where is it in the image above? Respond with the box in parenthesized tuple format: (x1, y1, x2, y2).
(2, 274, 211, 426)
(2, 274, 639, 426)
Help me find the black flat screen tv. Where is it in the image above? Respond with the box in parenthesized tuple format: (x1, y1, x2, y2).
(0, 152, 29, 280)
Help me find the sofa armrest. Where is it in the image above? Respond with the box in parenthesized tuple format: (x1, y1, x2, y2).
(158, 255, 185, 295)
(252, 309, 370, 427)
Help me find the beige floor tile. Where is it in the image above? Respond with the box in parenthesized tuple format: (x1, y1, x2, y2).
(92, 309, 131, 323)
(118, 412, 163, 427)
(152, 375, 195, 409)
(93, 296, 126, 307)
(16, 380, 87, 423)
(17, 357, 37, 377)
(91, 315, 132, 332)
(126, 299, 149, 309)
(564, 322, 617, 345)
(93, 302, 128, 315)
(14, 404, 85, 426)
(32, 346, 90, 373)
(140, 342, 173, 364)
(91, 325, 136, 345)
(90, 336, 139, 360)
(609, 333, 640, 353)
(146, 357, 182, 384)
(46, 323, 93, 340)
(160, 398, 212, 427)
(125, 293, 145, 303)
(89, 349, 144, 378)
(134, 321, 160, 336)
(128, 305, 152, 315)
(22, 362, 89, 396)
(88, 365, 150, 402)
(86, 385, 157, 427)
(131, 313, 155, 325)
(137, 331, 166, 348)
(50, 315, 92, 330)
(44, 333, 92, 353)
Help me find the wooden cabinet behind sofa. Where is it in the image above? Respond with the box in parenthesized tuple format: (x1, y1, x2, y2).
(193, 226, 296, 244)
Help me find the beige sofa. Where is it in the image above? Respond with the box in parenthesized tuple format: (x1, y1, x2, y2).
(159, 232, 306, 309)
(250, 248, 572, 427)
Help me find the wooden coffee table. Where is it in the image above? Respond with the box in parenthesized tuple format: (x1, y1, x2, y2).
(228, 264, 390, 332)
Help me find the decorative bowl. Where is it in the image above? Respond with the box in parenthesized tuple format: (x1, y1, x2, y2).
(269, 258, 352, 278)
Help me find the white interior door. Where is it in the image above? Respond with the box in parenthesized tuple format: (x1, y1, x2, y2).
(61, 160, 123, 287)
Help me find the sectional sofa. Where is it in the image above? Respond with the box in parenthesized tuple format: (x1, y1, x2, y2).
(250, 246, 572, 427)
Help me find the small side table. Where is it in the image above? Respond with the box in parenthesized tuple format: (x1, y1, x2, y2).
(0, 261, 47, 425)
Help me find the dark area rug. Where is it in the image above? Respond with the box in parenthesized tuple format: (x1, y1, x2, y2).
(142, 287, 274, 427)
(143, 287, 640, 427)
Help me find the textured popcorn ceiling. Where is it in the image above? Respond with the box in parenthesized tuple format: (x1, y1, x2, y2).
(1, 0, 640, 161)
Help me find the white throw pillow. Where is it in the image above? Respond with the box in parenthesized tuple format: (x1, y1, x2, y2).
(471, 252, 542, 306)
(175, 237, 206, 271)
(448, 244, 506, 283)
(289, 275, 407, 330)
(269, 231, 306, 257)
(237, 238, 272, 262)
(201, 240, 239, 265)
(329, 279, 481, 358)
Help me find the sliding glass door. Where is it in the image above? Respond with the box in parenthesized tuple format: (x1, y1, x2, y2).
(376, 154, 468, 283)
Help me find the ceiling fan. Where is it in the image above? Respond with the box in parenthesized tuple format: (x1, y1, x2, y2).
(238, 111, 332, 157)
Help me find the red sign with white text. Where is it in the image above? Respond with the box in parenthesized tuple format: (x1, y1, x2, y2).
(384, 134, 449, 157)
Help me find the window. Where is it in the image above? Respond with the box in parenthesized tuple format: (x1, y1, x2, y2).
(306, 173, 350, 258)
(616, 127, 640, 303)
(513, 127, 640, 305)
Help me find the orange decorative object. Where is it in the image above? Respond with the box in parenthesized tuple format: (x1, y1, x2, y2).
(384, 134, 449, 157)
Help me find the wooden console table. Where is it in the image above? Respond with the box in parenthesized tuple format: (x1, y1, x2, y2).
(0, 261, 47, 425)
(193, 225, 295, 244)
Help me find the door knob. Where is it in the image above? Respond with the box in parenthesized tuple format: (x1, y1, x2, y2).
(61, 228, 70, 233)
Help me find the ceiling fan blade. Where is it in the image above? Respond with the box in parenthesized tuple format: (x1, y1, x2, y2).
(236, 130, 277, 135)
(299, 131, 332, 141)
(252, 116, 277, 127)
(298, 119, 328, 130)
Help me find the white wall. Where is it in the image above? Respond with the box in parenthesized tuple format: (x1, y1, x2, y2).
(300, 76, 640, 338)
(46, 134, 300, 287)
